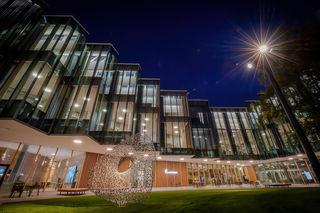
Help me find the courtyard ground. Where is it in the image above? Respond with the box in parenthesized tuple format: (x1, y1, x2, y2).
(1, 188, 320, 213)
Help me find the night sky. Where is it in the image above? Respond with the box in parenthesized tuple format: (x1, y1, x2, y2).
(45, 0, 320, 106)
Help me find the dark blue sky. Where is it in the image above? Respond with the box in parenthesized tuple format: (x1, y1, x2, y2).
(45, 0, 320, 106)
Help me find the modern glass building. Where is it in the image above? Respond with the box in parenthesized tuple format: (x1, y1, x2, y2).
(0, 1, 319, 193)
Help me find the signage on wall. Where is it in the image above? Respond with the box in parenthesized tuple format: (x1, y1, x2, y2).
(164, 168, 178, 175)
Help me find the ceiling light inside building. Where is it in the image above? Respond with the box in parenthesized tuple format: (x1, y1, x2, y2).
(73, 139, 82, 144)
(44, 88, 52, 93)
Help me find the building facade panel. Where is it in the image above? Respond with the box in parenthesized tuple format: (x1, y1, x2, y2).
(0, 6, 320, 193)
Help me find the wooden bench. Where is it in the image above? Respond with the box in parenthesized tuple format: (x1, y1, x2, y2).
(58, 188, 89, 195)
(264, 183, 291, 188)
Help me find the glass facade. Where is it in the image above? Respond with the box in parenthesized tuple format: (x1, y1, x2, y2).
(187, 162, 250, 186)
(211, 107, 261, 160)
(160, 90, 193, 154)
(254, 158, 317, 184)
(0, 4, 319, 191)
(136, 78, 160, 145)
(189, 100, 216, 157)
(0, 141, 85, 195)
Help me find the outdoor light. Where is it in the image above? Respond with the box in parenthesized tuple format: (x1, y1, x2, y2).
(122, 109, 127, 112)
(143, 129, 147, 132)
(216, 160, 221, 163)
(249, 160, 254, 163)
(142, 123, 146, 127)
(203, 159, 208, 162)
(173, 125, 178, 129)
(74, 103, 80, 108)
(73, 139, 82, 144)
(106, 147, 113, 151)
(247, 63, 253, 69)
(128, 152, 134, 155)
(288, 157, 293, 160)
(102, 108, 107, 112)
(118, 117, 124, 120)
(157, 156, 162, 160)
(180, 158, 184, 161)
(174, 130, 179, 134)
(144, 117, 149, 121)
(227, 161, 231, 164)
(144, 154, 149, 157)
(258, 44, 268, 53)
(297, 154, 303, 157)
(100, 123, 104, 126)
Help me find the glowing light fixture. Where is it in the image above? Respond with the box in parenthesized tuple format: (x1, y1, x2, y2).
(44, 88, 52, 93)
(73, 139, 82, 144)
(259, 44, 268, 53)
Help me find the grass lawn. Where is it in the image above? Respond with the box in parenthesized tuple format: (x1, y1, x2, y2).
(1, 188, 320, 213)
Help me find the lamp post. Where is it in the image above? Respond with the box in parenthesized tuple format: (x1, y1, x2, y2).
(249, 45, 320, 182)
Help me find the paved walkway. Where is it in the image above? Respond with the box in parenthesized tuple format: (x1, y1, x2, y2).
(1, 184, 319, 204)
(0, 190, 94, 204)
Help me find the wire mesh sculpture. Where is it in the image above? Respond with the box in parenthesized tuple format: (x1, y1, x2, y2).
(88, 134, 156, 206)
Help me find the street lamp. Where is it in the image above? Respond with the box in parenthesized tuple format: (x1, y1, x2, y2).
(250, 43, 320, 182)
(247, 63, 253, 69)
(258, 44, 268, 53)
